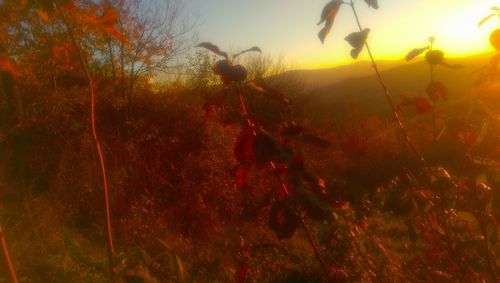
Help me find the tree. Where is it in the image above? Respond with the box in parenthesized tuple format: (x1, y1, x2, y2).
(103, 0, 197, 118)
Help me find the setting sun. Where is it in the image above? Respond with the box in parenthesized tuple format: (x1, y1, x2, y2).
(187, 0, 500, 69)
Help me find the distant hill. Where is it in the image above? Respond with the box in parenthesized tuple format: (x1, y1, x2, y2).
(289, 52, 494, 122)
(283, 60, 400, 93)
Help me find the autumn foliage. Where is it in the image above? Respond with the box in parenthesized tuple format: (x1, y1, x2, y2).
(0, 0, 499, 282)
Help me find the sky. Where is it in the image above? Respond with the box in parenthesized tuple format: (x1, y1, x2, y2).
(184, 0, 500, 69)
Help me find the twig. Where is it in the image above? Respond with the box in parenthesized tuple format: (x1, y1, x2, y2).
(0, 224, 18, 283)
(54, 2, 115, 280)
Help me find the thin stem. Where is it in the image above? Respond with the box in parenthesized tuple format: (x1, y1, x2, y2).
(348, 2, 429, 166)
(236, 87, 331, 282)
(0, 225, 18, 283)
(430, 65, 436, 142)
(55, 3, 115, 281)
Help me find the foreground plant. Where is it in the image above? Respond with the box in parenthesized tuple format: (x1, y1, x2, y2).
(197, 42, 343, 281)
(317, 0, 500, 281)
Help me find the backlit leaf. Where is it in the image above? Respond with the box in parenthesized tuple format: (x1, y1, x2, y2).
(405, 46, 429, 61)
(414, 96, 433, 114)
(235, 165, 250, 189)
(364, 0, 379, 9)
(196, 42, 228, 59)
(478, 14, 495, 27)
(345, 29, 370, 59)
(234, 128, 255, 164)
(269, 201, 300, 240)
(253, 131, 289, 165)
(425, 50, 445, 65)
(233, 46, 262, 59)
(236, 263, 249, 283)
(213, 60, 247, 84)
(426, 81, 447, 101)
(490, 29, 500, 51)
(317, 1, 342, 44)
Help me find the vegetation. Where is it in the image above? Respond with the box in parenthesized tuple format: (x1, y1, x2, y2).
(0, 0, 499, 282)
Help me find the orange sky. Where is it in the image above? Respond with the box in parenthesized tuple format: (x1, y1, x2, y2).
(187, 0, 499, 69)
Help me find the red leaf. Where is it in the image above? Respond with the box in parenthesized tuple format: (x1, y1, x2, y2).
(196, 42, 228, 59)
(234, 128, 255, 164)
(235, 165, 250, 189)
(414, 96, 433, 114)
(269, 201, 300, 239)
(426, 81, 447, 101)
(236, 263, 249, 283)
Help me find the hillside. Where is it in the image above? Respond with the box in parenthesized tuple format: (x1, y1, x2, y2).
(293, 52, 494, 122)
(282, 60, 400, 93)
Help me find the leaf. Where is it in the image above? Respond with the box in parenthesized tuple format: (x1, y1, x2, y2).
(234, 128, 255, 164)
(364, 0, 379, 9)
(478, 14, 496, 27)
(233, 46, 262, 59)
(196, 42, 228, 59)
(414, 96, 433, 114)
(425, 50, 445, 65)
(213, 61, 247, 84)
(253, 131, 290, 165)
(345, 29, 370, 59)
(405, 46, 429, 61)
(269, 201, 300, 240)
(301, 134, 332, 148)
(297, 188, 330, 221)
(490, 29, 500, 51)
(236, 263, 249, 283)
(318, 21, 334, 45)
(235, 165, 250, 189)
(317, 1, 342, 44)
(426, 81, 447, 101)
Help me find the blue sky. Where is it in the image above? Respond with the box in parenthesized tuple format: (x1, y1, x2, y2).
(184, 0, 499, 69)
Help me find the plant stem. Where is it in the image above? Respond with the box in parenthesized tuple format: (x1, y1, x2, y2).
(0, 224, 18, 283)
(55, 3, 115, 281)
(237, 87, 332, 282)
(430, 65, 436, 142)
(348, 1, 429, 166)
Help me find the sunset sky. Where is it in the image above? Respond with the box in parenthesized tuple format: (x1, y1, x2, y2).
(185, 0, 499, 69)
